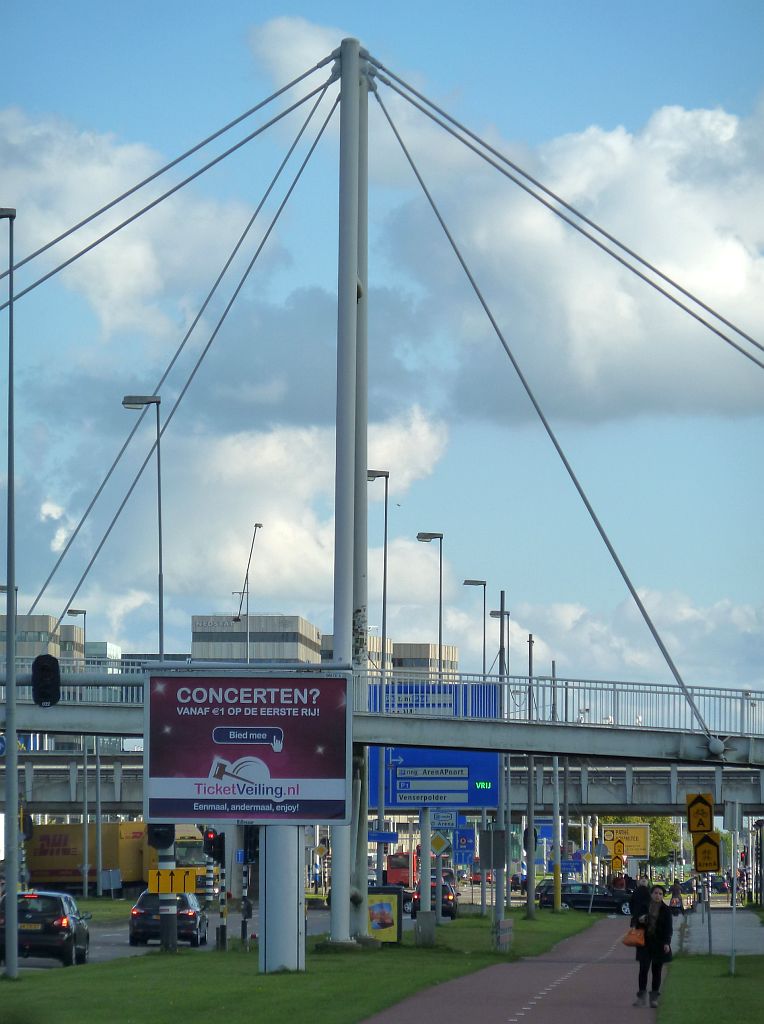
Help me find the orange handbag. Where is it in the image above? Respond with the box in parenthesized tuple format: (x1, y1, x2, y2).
(622, 927, 645, 947)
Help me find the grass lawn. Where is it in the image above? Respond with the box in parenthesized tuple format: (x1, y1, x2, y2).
(662, 956, 764, 1023)
(0, 907, 594, 1024)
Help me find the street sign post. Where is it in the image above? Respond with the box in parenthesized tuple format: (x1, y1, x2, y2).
(602, 824, 650, 858)
(431, 831, 451, 857)
(693, 831, 721, 873)
(148, 867, 198, 894)
(686, 793, 714, 833)
(369, 748, 500, 810)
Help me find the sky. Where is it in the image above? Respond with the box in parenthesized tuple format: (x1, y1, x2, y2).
(1, 0, 763, 690)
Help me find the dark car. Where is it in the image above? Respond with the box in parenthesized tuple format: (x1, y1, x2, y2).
(510, 873, 527, 892)
(539, 882, 631, 915)
(0, 890, 91, 966)
(411, 882, 459, 920)
(129, 890, 208, 946)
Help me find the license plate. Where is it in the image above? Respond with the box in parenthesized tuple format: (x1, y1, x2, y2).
(19, 922, 42, 931)
(152, 914, 160, 921)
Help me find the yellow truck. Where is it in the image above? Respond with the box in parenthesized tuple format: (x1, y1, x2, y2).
(25, 822, 210, 894)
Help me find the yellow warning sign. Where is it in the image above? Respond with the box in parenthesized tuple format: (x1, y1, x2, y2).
(693, 831, 721, 874)
(148, 867, 198, 894)
(686, 793, 714, 834)
(602, 824, 650, 857)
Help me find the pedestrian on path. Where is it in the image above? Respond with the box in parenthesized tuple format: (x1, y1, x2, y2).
(632, 883, 673, 1008)
(668, 880, 684, 917)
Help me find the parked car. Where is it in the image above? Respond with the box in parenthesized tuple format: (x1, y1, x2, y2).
(411, 882, 459, 920)
(129, 890, 208, 946)
(710, 876, 730, 893)
(538, 882, 631, 914)
(471, 868, 494, 884)
(534, 878, 555, 900)
(510, 873, 527, 892)
(0, 890, 91, 966)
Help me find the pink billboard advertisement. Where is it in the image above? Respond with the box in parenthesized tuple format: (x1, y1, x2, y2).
(144, 673, 351, 824)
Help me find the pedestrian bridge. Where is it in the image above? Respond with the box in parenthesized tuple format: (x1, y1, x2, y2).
(3, 752, 763, 816)
(2, 660, 763, 767)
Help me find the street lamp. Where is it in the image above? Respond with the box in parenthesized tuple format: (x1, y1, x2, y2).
(416, 532, 443, 678)
(463, 579, 487, 676)
(367, 472, 389, 675)
(122, 395, 163, 659)
(2, 206, 19, 978)
(490, 600, 511, 680)
(368, 470, 389, 885)
(67, 607, 87, 664)
(233, 523, 263, 665)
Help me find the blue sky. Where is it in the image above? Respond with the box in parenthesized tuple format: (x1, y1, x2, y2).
(2, 1, 763, 687)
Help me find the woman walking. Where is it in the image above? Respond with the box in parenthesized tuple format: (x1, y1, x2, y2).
(632, 883, 673, 1008)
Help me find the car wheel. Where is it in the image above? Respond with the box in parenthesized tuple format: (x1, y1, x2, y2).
(190, 924, 201, 947)
(200, 923, 208, 946)
(620, 902, 632, 916)
(129, 934, 139, 946)
(75, 940, 89, 965)
(403, 898, 413, 914)
(62, 938, 77, 967)
(560, 901, 571, 911)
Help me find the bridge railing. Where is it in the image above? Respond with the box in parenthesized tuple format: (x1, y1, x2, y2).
(354, 670, 764, 737)
(2, 659, 763, 738)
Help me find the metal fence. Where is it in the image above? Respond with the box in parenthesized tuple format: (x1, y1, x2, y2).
(2, 660, 763, 738)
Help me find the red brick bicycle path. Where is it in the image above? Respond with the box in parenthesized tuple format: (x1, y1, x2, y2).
(363, 916, 653, 1024)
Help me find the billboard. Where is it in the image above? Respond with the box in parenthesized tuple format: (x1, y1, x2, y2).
(145, 673, 351, 825)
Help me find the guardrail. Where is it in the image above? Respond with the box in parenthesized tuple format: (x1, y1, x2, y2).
(2, 660, 763, 738)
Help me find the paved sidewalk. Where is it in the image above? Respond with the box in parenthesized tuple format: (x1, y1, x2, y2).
(362, 916, 651, 1024)
(680, 903, 764, 955)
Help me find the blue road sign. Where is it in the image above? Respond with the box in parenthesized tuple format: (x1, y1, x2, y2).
(454, 827, 476, 857)
(368, 830, 399, 844)
(561, 859, 579, 873)
(369, 748, 500, 810)
(0, 735, 6, 756)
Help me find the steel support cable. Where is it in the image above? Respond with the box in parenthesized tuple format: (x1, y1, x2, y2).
(370, 58, 763, 359)
(51, 96, 339, 632)
(374, 90, 712, 739)
(374, 72, 764, 373)
(0, 78, 334, 312)
(30, 83, 335, 616)
(0, 52, 336, 285)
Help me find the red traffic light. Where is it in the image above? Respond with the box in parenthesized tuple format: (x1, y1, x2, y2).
(203, 828, 217, 857)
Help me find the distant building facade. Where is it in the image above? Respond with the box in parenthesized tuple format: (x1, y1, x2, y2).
(191, 614, 322, 664)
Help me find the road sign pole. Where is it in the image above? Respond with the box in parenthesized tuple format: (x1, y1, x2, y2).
(158, 842, 177, 952)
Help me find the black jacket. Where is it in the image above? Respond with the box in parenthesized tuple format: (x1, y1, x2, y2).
(633, 901, 673, 963)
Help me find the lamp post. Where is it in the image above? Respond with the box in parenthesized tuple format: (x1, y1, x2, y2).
(233, 523, 263, 664)
(463, 579, 487, 676)
(2, 206, 18, 978)
(368, 470, 389, 885)
(67, 607, 87, 664)
(67, 607, 91, 896)
(416, 532, 443, 678)
(122, 395, 163, 659)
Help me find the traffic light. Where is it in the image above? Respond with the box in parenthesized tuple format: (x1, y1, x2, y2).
(212, 831, 225, 865)
(242, 825, 259, 861)
(523, 827, 538, 853)
(203, 828, 217, 857)
(740, 847, 748, 865)
(31, 654, 61, 707)
(146, 823, 175, 849)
